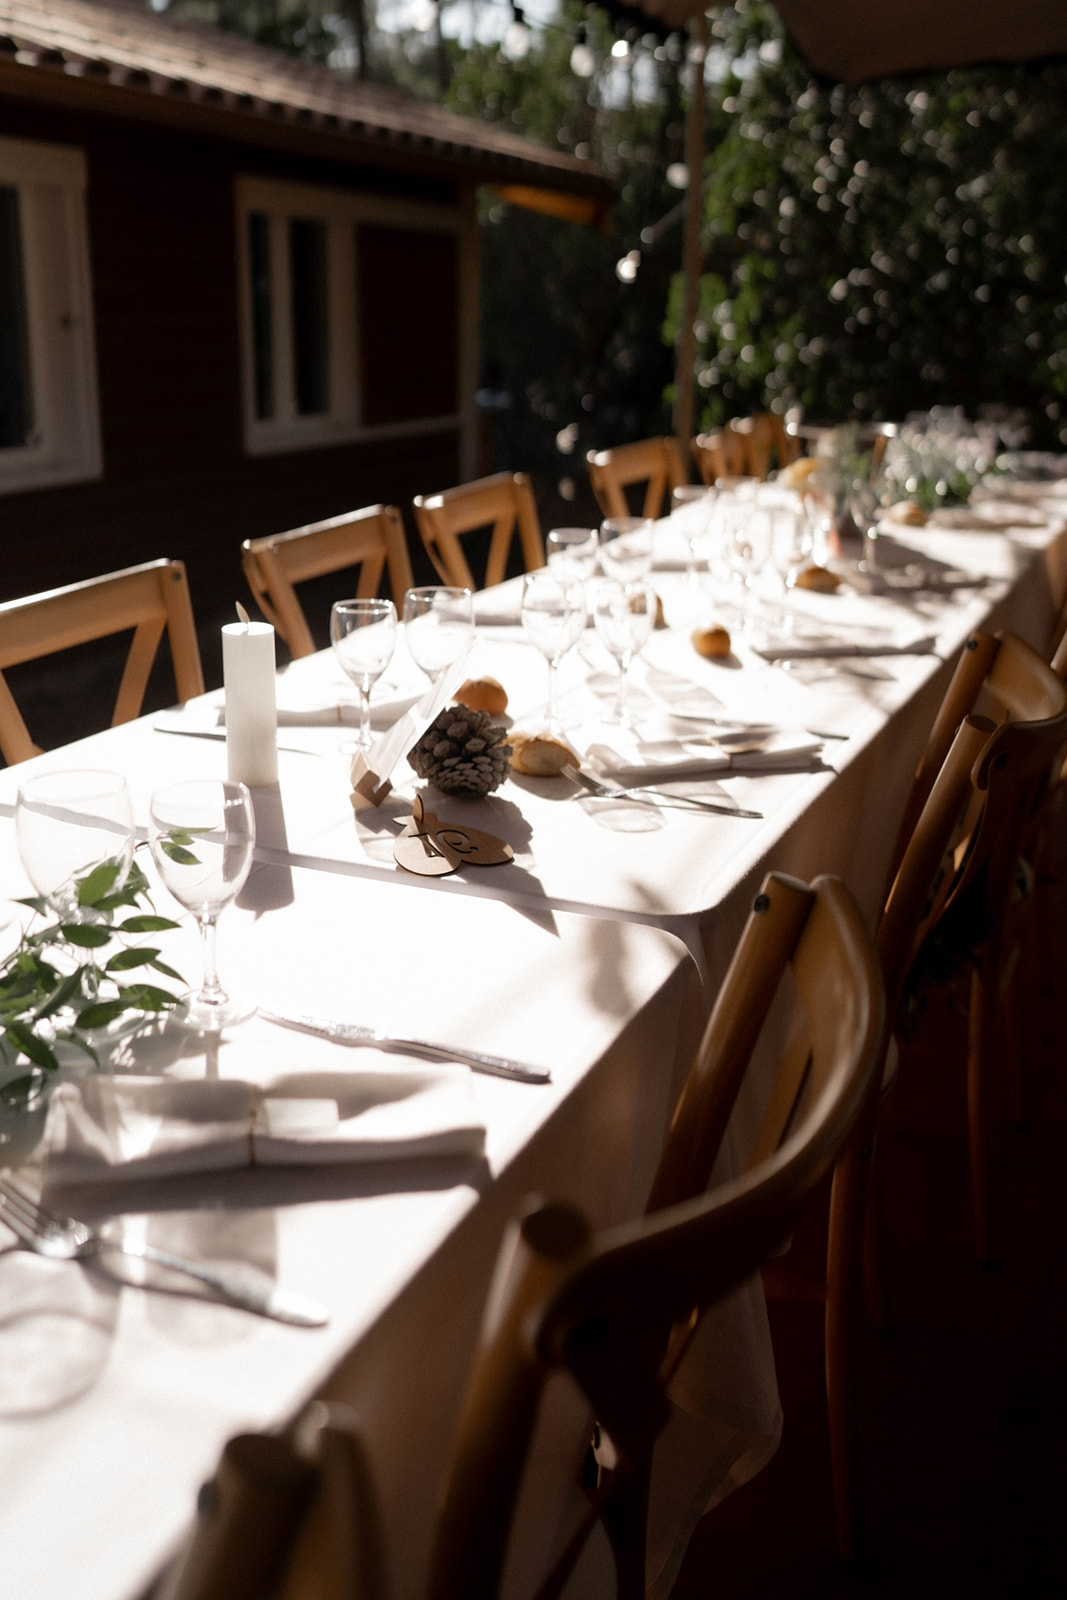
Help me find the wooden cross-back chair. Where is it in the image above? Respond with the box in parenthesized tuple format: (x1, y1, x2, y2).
(691, 427, 746, 486)
(432, 871, 884, 1600)
(585, 436, 686, 520)
(157, 873, 883, 1600)
(874, 629, 1067, 1277)
(891, 628, 1067, 874)
(0, 558, 204, 767)
(412, 471, 544, 592)
(691, 416, 798, 486)
(241, 505, 413, 660)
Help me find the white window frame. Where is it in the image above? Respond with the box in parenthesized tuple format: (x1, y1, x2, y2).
(0, 135, 102, 495)
(236, 176, 464, 457)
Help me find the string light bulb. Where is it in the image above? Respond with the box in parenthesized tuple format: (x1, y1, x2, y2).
(570, 24, 595, 78)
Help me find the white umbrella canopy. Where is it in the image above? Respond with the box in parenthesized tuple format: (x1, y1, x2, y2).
(624, 0, 1067, 82)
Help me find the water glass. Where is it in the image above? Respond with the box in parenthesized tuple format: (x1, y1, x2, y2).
(149, 779, 255, 1032)
(520, 570, 586, 727)
(15, 769, 134, 921)
(546, 527, 599, 584)
(402, 586, 474, 686)
(593, 580, 657, 726)
(727, 506, 774, 629)
(330, 598, 398, 750)
(598, 517, 655, 584)
(670, 486, 718, 583)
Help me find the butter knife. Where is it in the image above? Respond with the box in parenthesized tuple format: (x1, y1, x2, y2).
(261, 1009, 550, 1085)
(562, 765, 762, 819)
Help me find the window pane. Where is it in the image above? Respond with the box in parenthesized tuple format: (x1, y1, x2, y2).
(289, 218, 329, 416)
(357, 225, 458, 427)
(0, 186, 33, 449)
(248, 211, 273, 421)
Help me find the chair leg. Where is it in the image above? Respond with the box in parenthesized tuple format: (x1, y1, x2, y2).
(862, 1129, 892, 1334)
(1001, 948, 1026, 1127)
(601, 1454, 650, 1600)
(826, 1148, 864, 1560)
(967, 966, 993, 1264)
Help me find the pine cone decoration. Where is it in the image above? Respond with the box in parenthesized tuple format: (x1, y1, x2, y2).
(408, 706, 512, 796)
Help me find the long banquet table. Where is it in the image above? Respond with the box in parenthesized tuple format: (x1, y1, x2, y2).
(1, 472, 1067, 1600)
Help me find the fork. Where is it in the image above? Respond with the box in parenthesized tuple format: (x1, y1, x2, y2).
(562, 764, 762, 820)
(0, 1174, 328, 1327)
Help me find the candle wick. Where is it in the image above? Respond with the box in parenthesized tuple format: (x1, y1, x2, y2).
(235, 601, 251, 631)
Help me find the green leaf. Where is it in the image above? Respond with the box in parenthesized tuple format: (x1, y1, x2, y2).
(14, 894, 51, 916)
(75, 1000, 128, 1030)
(105, 948, 159, 972)
(118, 983, 182, 1012)
(3, 1021, 59, 1072)
(0, 1071, 44, 1104)
(161, 841, 200, 865)
(148, 958, 184, 982)
(77, 859, 124, 908)
(60, 923, 112, 948)
(35, 968, 90, 1021)
(118, 915, 181, 934)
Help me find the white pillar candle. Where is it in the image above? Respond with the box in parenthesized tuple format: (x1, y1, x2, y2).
(222, 620, 278, 786)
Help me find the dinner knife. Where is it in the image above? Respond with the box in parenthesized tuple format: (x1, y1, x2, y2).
(260, 1009, 551, 1084)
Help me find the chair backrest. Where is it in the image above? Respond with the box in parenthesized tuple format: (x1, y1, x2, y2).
(155, 1403, 378, 1600)
(241, 505, 413, 660)
(586, 437, 686, 520)
(429, 872, 884, 1600)
(892, 629, 1067, 873)
(691, 417, 798, 487)
(0, 558, 204, 766)
(412, 472, 544, 592)
(691, 427, 747, 486)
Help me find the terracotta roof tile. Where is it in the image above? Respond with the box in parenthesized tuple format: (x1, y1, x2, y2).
(0, 0, 611, 195)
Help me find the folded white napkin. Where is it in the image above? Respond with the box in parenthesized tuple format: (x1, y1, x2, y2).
(472, 602, 522, 627)
(44, 1070, 485, 1185)
(586, 731, 823, 784)
(271, 684, 420, 727)
(754, 632, 937, 662)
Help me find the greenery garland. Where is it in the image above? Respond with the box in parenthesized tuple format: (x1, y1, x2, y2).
(0, 857, 183, 1103)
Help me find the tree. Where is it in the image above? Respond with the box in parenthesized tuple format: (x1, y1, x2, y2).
(443, 7, 689, 488)
(673, 0, 1067, 446)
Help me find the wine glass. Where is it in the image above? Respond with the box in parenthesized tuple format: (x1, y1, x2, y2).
(330, 598, 398, 750)
(670, 485, 718, 585)
(768, 506, 812, 639)
(16, 769, 134, 921)
(593, 581, 657, 726)
(402, 586, 474, 688)
(597, 516, 655, 584)
(726, 505, 774, 630)
(520, 570, 586, 728)
(148, 779, 255, 1032)
(546, 527, 599, 584)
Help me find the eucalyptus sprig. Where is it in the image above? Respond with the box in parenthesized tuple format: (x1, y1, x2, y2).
(0, 856, 184, 1100)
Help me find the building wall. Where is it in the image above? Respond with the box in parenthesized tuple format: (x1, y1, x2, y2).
(0, 95, 470, 635)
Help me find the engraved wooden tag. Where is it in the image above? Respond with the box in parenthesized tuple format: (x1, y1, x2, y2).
(394, 795, 514, 876)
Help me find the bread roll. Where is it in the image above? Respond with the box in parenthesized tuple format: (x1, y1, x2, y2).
(509, 731, 579, 777)
(792, 563, 841, 593)
(691, 625, 732, 659)
(454, 676, 508, 715)
(888, 501, 929, 527)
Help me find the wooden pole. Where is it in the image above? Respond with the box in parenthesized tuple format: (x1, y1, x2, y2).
(673, 14, 707, 462)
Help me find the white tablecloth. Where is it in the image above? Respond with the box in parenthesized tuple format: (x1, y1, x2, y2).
(1, 476, 1066, 1600)
(0, 864, 694, 1600)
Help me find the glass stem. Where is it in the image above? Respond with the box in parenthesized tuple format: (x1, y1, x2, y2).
(545, 657, 559, 724)
(359, 685, 372, 748)
(197, 913, 226, 1007)
(614, 655, 631, 721)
